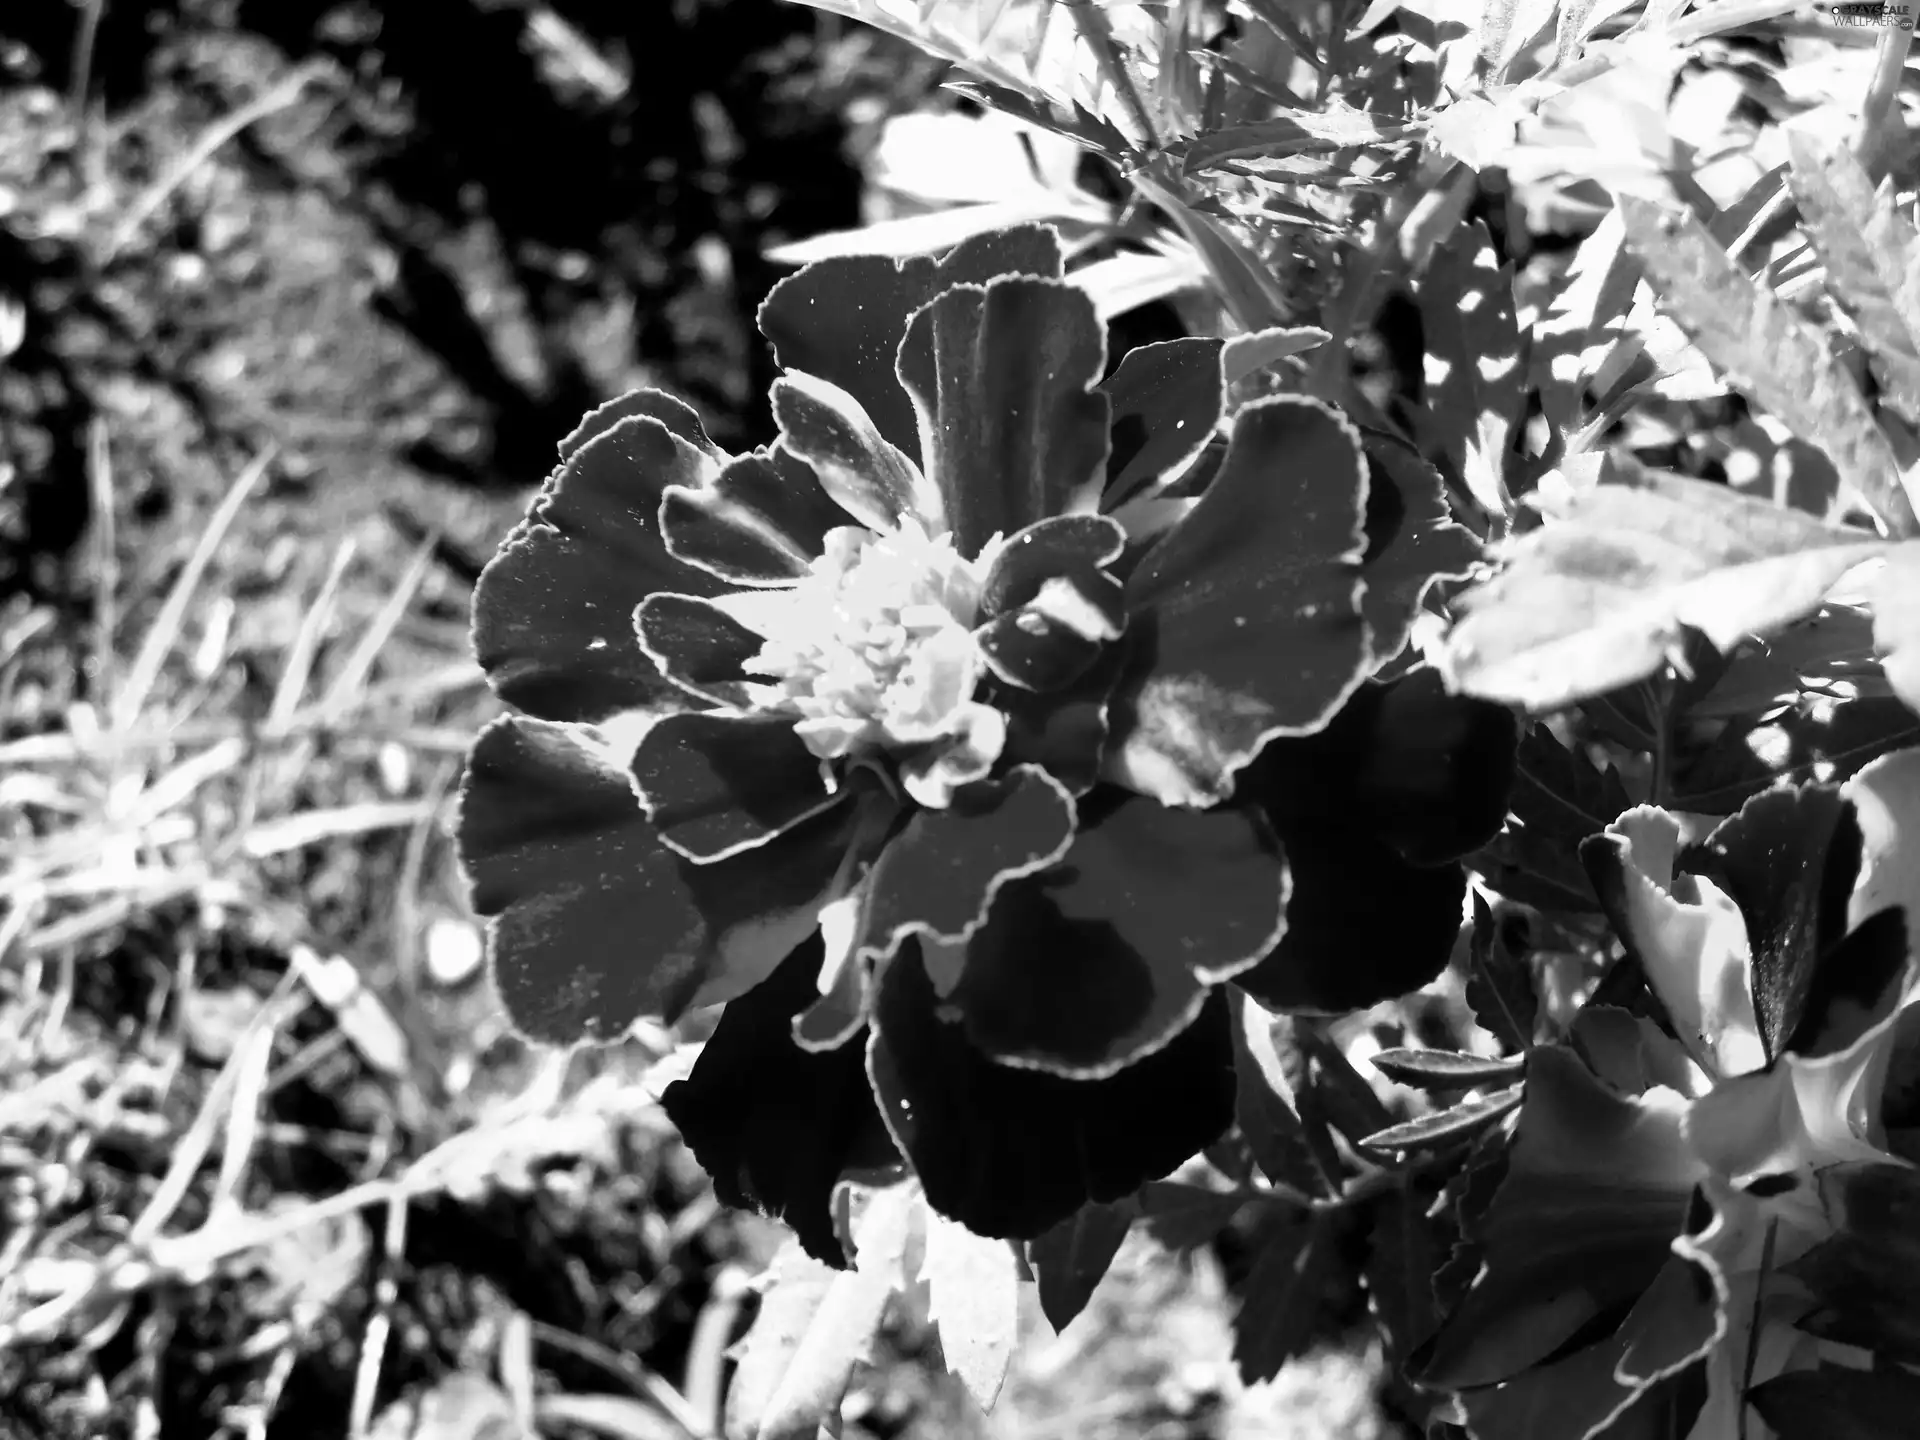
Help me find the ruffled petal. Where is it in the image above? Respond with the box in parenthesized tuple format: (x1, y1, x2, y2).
(474, 413, 726, 723)
(858, 764, 1076, 960)
(661, 939, 898, 1269)
(771, 371, 938, 534)
(459, 717, 854, 1042)
(1096, 337, 1225, 506)
(1583, 807, 1767, 1079)
(897, 276, 1111, 558)
(1686, 785, 1876, 1062)
(661, 446, 846, 587)
(934, 793, 1285, 1076)
(631, 710, 847, 863)
(635, 593, 764, 707)
(758, 223, 1065, 463)
(866, 949, 1235, 1238)
(1106, 396, 1371, 809)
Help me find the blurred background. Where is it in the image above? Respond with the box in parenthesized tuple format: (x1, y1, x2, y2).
(0, 3, 1392, 1437)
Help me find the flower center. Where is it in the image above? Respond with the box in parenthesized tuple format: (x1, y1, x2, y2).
(722, 521, 1009, 805)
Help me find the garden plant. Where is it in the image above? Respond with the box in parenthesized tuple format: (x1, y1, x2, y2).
(6, 0, 1920, 1438)
(457, 1, 1920, 1438)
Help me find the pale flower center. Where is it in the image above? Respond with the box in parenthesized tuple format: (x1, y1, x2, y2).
(719, 520, 1008, 807)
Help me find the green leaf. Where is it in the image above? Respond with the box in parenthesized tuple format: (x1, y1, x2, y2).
(921, 1210, 1022, 1410)
(1479, 723, 1632, 915)
(1415, 219, 1526, 518)
(1231, 1211, 1338, 1383)
(1413, 1048, 1701, 1393)
(1364, 1178, 1442, 1415)
(1136, 1180, 1248, 1252)
(1027, 1199, 1137, 1333)
(1369, 1050, 1527, 1090)
(1175, 106, 1408, 174)
(1360, 1084, 1523, 1155)
(724, 1187, 915, 1440)
(1437, 467, 1888, 712)
(1617, 195, 1916, 533)
(1222, 326, 1330, 385)
(1784, 131, 1920, 425)
(1749, 1365, 1920, 1440)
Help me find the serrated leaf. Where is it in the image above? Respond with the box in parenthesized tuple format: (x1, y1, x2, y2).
(1480, 0, 1556, 78)
(1176, 106, 1407, 173)
(922, 1210, 1021, 1410)
(726, 1187, 915, 1440)
(1027, 1199, 1137, 1333)
(1369, 1049, 1527, 1090)
(1480, 722, 1632, 914)
(1364, 1178, 1441, 1418)
(1231, 1211, 1337, 1384)
(1136, 1180, 1248, 1251)
(1360, 1083, 1523, 1154)
(1618, 195, 1915, 532)
(1438, 467, 1888, 712)
(1784, 130, 1920, 424)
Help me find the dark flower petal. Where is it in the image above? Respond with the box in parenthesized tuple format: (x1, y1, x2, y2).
(1243, 669, 1518, 867)
(771, 371, 935, 533)
(662, 938, 899, 1269)
(898, 276, 1111, 558)
(1359, 438, 1482, 665)
(867, 950, 1236, 1238)
(1108, 396, 1371, 809)
(1682, 784, 1866, 1062)
(977, 568, 1126, 692)
(632, 711, 844, 863)
(860, 765, 1076, 960)
(1098, 337, 1225, 505)
(758, 224, 1065, 462)
(1236, 825, 1464, 1012)
(1413, 1047, 1702, 1391)
(635, 593, 762, 706)
(661, 447, 844, 587)
(475, 416, 728, 723)
(981, 515, 1127, 617)
(993, 647, 1121, 796)
(944, 793, 1285, 1076)
(460, 717, 853, 1042)
(559, 387, 723, 465)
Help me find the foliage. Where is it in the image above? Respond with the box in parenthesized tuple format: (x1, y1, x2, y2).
(449, 0, 1920, 1434)
(17, 0, 1920, 1436)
